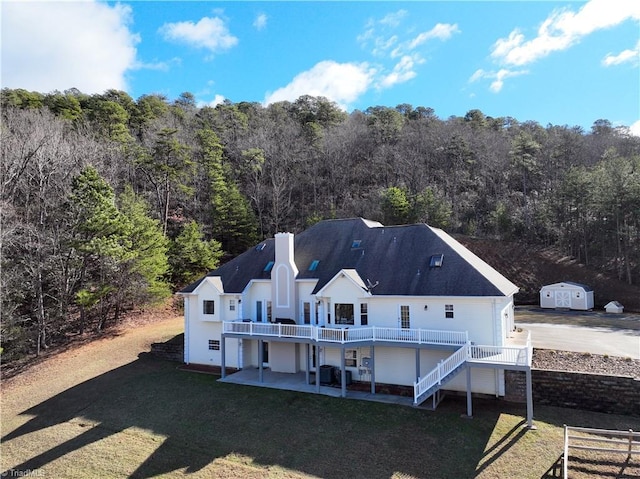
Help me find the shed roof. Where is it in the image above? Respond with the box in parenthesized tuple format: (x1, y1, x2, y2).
(541, 281, 593, 292)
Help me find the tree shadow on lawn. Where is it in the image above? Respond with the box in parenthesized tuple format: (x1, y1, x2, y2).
(1, 354, 568, 479)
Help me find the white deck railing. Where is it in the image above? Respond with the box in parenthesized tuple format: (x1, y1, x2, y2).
(414, 343, 470, 404)
(222, 321, 468, 346)
(413, 332, 532, 405)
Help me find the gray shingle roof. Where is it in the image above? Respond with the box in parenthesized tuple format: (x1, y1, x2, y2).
(180, 218, 518, 297)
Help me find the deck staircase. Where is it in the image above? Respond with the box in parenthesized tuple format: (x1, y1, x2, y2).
(413, 343, 469, 407)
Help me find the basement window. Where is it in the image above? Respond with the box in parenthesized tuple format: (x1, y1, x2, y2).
(264, 261, 274, 272)
(309, 260, 320, 271)
(208, 340, 220, 350)
(430, 254, 444, 268)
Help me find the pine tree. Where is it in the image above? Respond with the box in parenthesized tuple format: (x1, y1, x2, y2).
(169, 220, 223, 287)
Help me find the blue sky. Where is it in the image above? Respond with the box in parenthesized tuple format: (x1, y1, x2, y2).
(2, 1, 639, 133)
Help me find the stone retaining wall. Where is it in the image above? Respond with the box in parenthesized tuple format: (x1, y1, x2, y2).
(505, 369, 640, 417)
(150, 333, 184, 362)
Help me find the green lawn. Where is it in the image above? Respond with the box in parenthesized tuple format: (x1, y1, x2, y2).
(2, 352, 639, 478)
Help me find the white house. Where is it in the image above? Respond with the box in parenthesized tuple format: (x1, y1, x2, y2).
(179, 218, 533, 425)
(540, 282, 594, 311)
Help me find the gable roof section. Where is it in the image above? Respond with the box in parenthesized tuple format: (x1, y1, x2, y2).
(181, 218, 519, 297)
(316, 269, 370, 297)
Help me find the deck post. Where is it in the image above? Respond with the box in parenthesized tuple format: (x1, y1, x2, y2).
(415, 348, 421, 381)
(370, 346, 376, 395)
(305, 343, 310, 385)
(526, 367, 534, 429)
(258, 339, 264, 383)
(341, 346, 347, 398)
(221, 335, 226, 378)
(466, 365, 473, 418)
(315, 346, 320, 393)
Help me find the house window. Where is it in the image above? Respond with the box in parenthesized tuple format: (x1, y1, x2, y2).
(445, 304, 454, 319)
(208, 340, 220, 350)
(335, 304, 354, 325)
(256, 301, 263, 322)
(303, 302, 311, 324)
(345, 349, 357, 367)
(203, 300, 215, 315)
(266, 301, 272, 322)
(229, 299, 236, 311)
(400, 305, 410, 329)
(360, 303, 368, 326)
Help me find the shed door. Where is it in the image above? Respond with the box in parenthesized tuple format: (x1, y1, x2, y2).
(554, 290, 571, 308)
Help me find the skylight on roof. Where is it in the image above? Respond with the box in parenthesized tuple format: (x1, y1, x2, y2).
(264, 261, 274, 272)
(256, 243, 266, 251)
(429, 254, 444, 268)
(309, 260, 320, 271)
(351, 239, 362, 248)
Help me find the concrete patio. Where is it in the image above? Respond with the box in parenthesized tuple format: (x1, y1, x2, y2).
(218, 367, 416, 407)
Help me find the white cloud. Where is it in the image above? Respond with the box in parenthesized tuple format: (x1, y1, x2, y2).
(1, 1, 138, 93)
(379, 10, 407, 28)
(469, 68, 528, 92)
(379, 55, 421, 88)
(629, 120, 640, 136)
(253, 13, 268, 31)
(602, 40, 640, 66)
(159, 16, 238, 54)
(197, 94, 226, 108)
(408, 23, 461, 49)
(491, 0, 640, 66)
(264, 61, 375, 109)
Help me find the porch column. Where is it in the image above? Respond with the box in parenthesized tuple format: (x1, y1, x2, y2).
(526, 368, 534, 429)
(466, 365, 473, 418)
(315, 346, 320, 393)
(258, 340, 264, 383)
(340, 346, 347, 398)
(221, 336, 226, 378)
(370, 346, 376, 395)
(305, 343, 310, 385)
(415, 348, 421, 381)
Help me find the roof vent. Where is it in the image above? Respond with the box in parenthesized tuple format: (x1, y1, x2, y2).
(429, 254, 444, 268)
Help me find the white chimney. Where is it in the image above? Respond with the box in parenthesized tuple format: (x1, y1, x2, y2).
(272, 233, 299, 321)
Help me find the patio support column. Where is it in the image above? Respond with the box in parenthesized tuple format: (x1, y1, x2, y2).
(305, 343, 310, 385)
(526, 367, 534, 429)
(315, 346, 320, 393)
(258, 340, 264, 383)
(221, 335, 226, 378)
(415, 348, 421, 381)
(466, 365, 473, 418)
(340, 346, 347, 398)
(370, 346, 376, 395)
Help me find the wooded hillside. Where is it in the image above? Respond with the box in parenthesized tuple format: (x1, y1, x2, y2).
(2, 88, 639, 361)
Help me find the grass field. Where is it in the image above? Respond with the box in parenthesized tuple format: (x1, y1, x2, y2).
(2, 317, 639, 479)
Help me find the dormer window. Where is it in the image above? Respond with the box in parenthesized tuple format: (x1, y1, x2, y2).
(429, 254, 444, 268)
(309, 260, 320, 271)
(264, 261, 274, 272)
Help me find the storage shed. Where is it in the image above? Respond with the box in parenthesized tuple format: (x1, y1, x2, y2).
(605, 301, 624, 314)
(540, 282, 594, 310)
